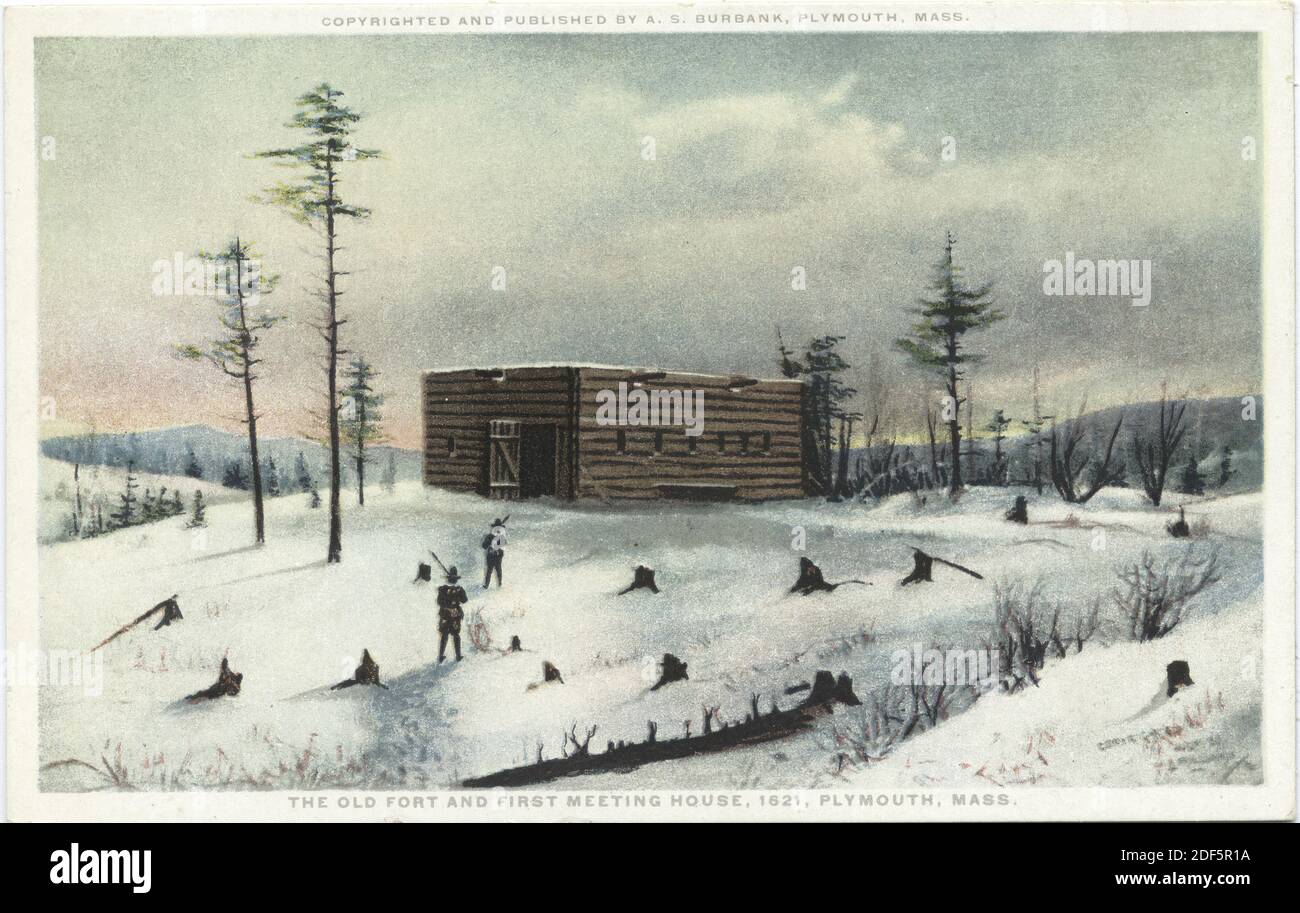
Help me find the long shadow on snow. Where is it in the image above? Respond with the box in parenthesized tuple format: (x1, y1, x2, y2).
(351, 657, 470, 785)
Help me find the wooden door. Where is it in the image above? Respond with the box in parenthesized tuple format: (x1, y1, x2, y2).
(488, 419, 521, 499)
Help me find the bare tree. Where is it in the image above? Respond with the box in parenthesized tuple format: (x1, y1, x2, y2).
(1048, 400, 1125, 503)
(1070, 597, 1102, 652)
(1131, 384, 1187, 506)
(922, 390, 946, 490)
(991, 579, 1057, 685)
(1021, 365, 1052, 494)
(176, 238, 280, 544)
(1113, 547, 1221, 642)
(986, 409, 1011, 485)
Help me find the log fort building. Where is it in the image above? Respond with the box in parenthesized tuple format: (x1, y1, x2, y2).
(422, 365, 805, 501)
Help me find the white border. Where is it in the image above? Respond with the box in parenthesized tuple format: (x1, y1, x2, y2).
(3, 1, 1295, 822)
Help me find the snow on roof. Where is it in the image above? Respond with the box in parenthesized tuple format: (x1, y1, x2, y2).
(422, 363, 800, 385)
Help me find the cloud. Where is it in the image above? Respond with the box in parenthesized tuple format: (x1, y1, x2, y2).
(819, 73, 858, 107)
(35, 35, 1262, 446)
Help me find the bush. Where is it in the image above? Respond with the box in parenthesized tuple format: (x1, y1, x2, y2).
(1113, 547, 1221, 642)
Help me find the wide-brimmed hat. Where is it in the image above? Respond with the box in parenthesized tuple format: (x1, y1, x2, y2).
(491, 517, 508, 527)
(445, 566, 461, 582)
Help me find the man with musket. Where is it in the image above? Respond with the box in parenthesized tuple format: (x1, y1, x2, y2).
(436, 565, 468, 663)
(481, 516, 508, 588)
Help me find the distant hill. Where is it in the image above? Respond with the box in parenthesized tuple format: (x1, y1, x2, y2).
(39, 424, 423, 490)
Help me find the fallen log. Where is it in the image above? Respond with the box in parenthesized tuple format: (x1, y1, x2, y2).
(185, 657, 242, 703)
(89, 595, 181, 653)
(464, 670, 859, 788)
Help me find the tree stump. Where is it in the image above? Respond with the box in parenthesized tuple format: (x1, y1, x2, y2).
(331, 648, 388, 690)
(152, 598, 183, 630)
(804, 670, 862, 707)
(1005, 496, 1028, 524)
(789, 557, 867, 595)
(186, 657, 243, 703)
(1167, 506, 1190, 539)
(790, 557, 834, 594)
(617, 565, 660, 595)
(650, 653, 689, 690)
(901, 548, 983, 585)
(1166, 660, 1194, 697)
(900, 550, 934, 585)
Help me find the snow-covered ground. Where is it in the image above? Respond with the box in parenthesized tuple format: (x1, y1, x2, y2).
(35, 467, 1263, 791)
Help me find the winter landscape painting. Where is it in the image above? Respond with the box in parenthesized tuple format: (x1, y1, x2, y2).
(5, 4, 1294, 822)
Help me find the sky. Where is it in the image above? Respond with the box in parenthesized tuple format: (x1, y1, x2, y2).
(34, 32, 1262, 449)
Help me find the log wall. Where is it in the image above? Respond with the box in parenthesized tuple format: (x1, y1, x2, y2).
(422, 366, 805, 502)
(575, 367, 804, 501)
(422, 367, 577, 497)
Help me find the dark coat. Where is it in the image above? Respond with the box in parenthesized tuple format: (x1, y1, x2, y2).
(437, 584, 467, 634)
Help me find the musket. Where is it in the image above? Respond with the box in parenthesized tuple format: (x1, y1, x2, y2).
(428, 549, 450, 576)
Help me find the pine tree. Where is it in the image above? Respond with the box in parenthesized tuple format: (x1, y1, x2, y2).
(188, 490, 207, 528)
(256, 83, 381, 563)
(295, 451, 314, 493)
(895, 232, 1004, 494)
(171, 489, 184, 515)
(223, 460, 249, 491)
(381, 451, 397, 494)
(176, 237, 282, 544)
(264, 454, 281, 497)
(341, 355, 386, 506)
(1178, 458, 1206, 496)
(111, 461, 140, 528)
(308, 484, 322, 509)
(142, 487, 157, 522)
(777, 335, 855, 497)
(986, 409, 1011, 485)
(1217, 445, 1235, 488)
(184, 445, 204, 479)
